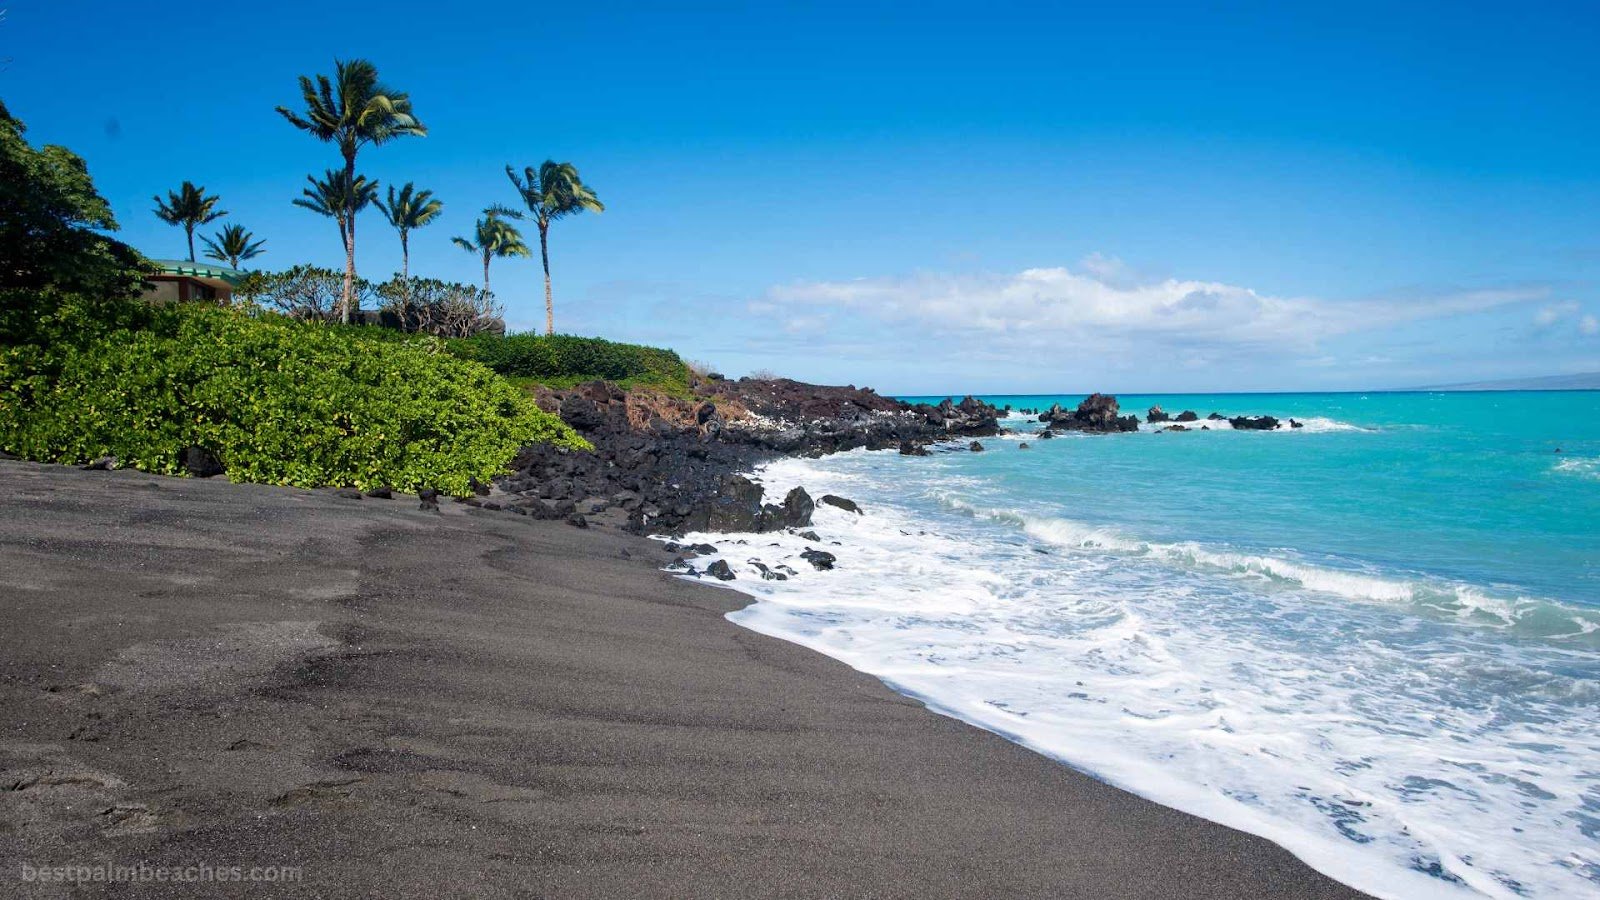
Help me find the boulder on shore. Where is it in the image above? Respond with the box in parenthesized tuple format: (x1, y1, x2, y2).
(820, 495, 862, 514)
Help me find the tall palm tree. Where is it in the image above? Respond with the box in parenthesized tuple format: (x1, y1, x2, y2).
(451, 207, 529, 297)
(376, 182, 443, 280)
(292, 170, 379, 322)
(276, 59, 425, 318)
(153, 181, 227, 262)
(504, 162, 604, 334)
(200, 223, 266, 269)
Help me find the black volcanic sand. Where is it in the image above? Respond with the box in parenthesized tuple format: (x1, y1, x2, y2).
(0, 461, 1368, 898)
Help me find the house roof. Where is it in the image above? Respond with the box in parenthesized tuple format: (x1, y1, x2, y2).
(151, 259, 247, 287)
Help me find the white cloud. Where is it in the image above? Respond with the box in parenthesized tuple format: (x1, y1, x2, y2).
(759, 260, 1547, 354)
(1581, 314, 1599, 336)
(1535, 301, 1580, 326)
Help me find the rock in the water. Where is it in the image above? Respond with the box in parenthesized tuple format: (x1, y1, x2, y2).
(1146, 405, 1170, 423)
(800, 548, 836, 571)
(750, 561, 788, 581)
(797, 530, 821, 542)
(899, 441, 929, 456)
(1229, 415, 1280, 431)
(1290, 418, 1304, 429)
(820, 494, 861, 514)
(1207, 412, 1226, 421)
(706, 559, 736, 580)
(1175, 410, 1199, 422)
(1038, 430, 1054, 439)
(1040, 393, 1139, 433)
(1165, 424, 1190, 432)
(969, 441, 985, 452)
(82, 455, 119, 471)
(780, 486, 815, 528)
(1018, 442, 1030, 450)
(180, 445, 224, 478)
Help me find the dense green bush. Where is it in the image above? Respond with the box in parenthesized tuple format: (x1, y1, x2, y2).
(450, 332, 691, 390)
(0, 305, 589, 494)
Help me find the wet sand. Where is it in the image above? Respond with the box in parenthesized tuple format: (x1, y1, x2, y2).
(0, 460, 1368, 898)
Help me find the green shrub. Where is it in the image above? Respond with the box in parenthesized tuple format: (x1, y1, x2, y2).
(450, 332, 692, 391)
(0, 305, 588, 495)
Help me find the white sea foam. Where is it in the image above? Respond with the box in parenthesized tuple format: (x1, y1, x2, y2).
(1554, 457, 1600, 480)
(663, 452, 1600, 899)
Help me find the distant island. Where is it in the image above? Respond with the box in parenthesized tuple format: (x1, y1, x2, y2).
(1411, 372, 1600, 391)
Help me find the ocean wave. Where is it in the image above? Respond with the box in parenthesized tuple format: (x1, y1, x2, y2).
(937, 496, 1600, 641)
(1134, 415, 1370, 434)
(667, 452, 1600, 898)
(1553, 457, 1600, 480)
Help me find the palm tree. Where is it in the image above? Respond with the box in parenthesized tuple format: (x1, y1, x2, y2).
(276, 59, 425, 318)
(153, 181, 227, 262)
(504, 162, 604, 334)
(200, 223, 266, 269)
(376, 182, 443, 280)
(451, 207, 529, 297)
(292, 170, 379, 322)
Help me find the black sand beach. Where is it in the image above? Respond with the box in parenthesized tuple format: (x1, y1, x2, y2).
(0, 460, 1368, 898)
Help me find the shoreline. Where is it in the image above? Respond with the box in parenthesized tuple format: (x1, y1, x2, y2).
(0, 459, 1367, 898)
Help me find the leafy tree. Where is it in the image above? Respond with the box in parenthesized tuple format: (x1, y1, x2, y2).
(451, 208, 529, 297)
(504, 161, 604, 334)
(200, 223, 265, 269)
(291, 170, 379, 322)
(153, 181, 227, 262)
(376, 182, 442, 280)
(375, 276, 503, 337)
(0, 100, 151, 343)
(276, 59, 425, 321)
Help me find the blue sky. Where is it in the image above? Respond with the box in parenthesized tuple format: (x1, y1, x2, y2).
(6, 0, 1600, 392)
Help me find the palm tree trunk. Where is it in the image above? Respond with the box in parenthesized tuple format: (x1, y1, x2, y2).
(540, 223, 553, 335)
(482, 252, 491, 297)
(186, 226, 196, 263)
(341, 150, 357, 324)
(401, 231, 410, 281)
(343, 216, 357, 325)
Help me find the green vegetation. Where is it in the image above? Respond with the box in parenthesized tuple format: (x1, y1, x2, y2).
(152, 180, 227, 263)
(200, 223, 266, 268)
(451, 332, 693, 393)
(504, 162, 605, 335)
(0, 306, 588, 495)
(277, 58, 425, 321)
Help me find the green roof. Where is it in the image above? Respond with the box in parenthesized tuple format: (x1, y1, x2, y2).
(152, 259, 247, 285)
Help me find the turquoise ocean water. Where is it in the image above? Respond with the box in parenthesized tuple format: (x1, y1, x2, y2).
(683, 391, 1600, 899)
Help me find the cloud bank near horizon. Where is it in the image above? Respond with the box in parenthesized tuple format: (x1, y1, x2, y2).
(753, 257, 1552, 355)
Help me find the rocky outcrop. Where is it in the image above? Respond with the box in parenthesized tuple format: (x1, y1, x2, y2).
(1039, 394, 1140, 433)
(1175, 410, 1199, 422)
(1229, 415, 1280, 431)
(820, 495, 861, 514)
(1146, 406, 1170, 423)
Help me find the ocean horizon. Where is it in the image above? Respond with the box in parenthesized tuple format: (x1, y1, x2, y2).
(680, 389, 1600, 899)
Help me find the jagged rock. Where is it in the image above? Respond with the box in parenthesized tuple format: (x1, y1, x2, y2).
(899, 441, 928, 456)
(418, 488, 440, 511)
(780, 486, 815, 528)
(1207, 412, 1226, 421)
(706, 559, 736, 580)
(365, 486, 393, 499)
(1146, 406, 1169, 423)
(797, 530, 821, 542)
(1175, 410, 1199, 422)
(750, 561, 788, 581)
(820, 495, 861, 514)
(180, 445, 224, 478)
(969, 441, 985, 452)
(1019, 442, 1030, 450)
(82, 455, 119, 471)
(566, 513, 589, 528)
(1229, 415, 1280, 431)
(1166, 425, 1190, 432)
(333, 487, 363, 499)
(800, 548, 836, 571)
(1038, 430, 1054, 439)
(1040, 394, 1139, 433)
(1290, 419, 1304, 429)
